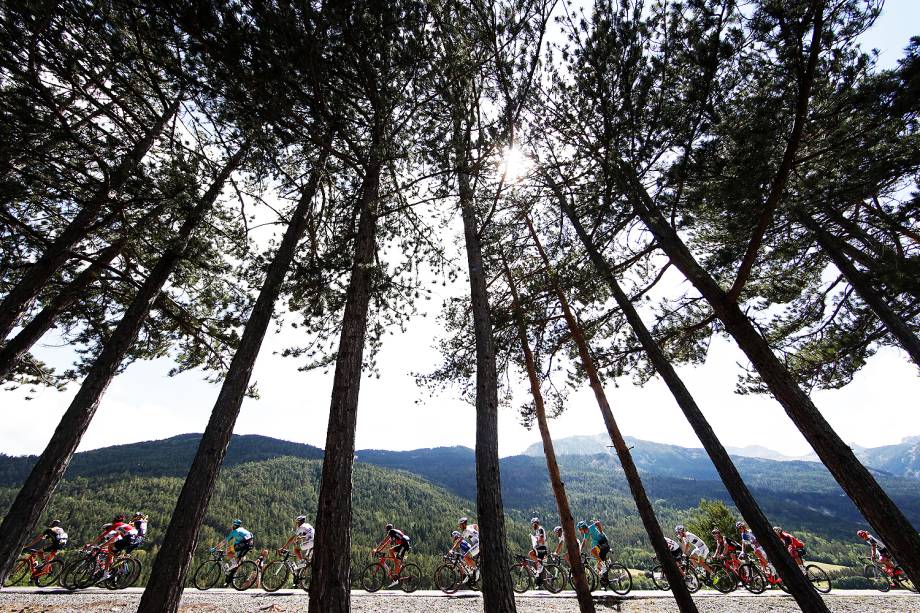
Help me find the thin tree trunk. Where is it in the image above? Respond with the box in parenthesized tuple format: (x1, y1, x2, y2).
(0, 142, 244, 587)
(457, 149, 517, 613)
(522, 215, 698, 613)
(0, 202, 170, 381)
(136, 143, 329, 613)
(800, 213, 920, 369)
(0, 97, 181, 341)
(554, 184, 829, 612)
(308, 144, 382, 613)
(622, 169, 920, 589)
(501, 256, 595, 613)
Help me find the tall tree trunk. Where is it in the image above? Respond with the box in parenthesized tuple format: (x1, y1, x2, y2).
(136, 143, 329, 613)
(308, 145, 383, 613)
(800, 213, 920, 369)
(457, 154, 517, 613)
(0, 97, 181, 341)
(622, 168, 920, 589)
(0, 202, 170, 381)
(501, 256, 595, 613)
(554, 183, 829, 612)
(0, 143, 244, 588)
(523, 215, 698, 613)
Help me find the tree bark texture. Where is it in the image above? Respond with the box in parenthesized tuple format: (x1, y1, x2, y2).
(136, 144, 328, 613)
(555, 185, 829, 612)
(458, 169, 518, 613)
(623, 169, 920, 590)
(0, 97, 181, 341)
(502, 257, 595, 613)
(0, 142, 244, 588)
(800, 213, 920, 369)
(308, 149, 382, 613)
(523, 215, 698, 613)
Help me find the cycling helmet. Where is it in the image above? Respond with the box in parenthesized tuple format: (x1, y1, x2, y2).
(772, 526, 782, 532)
(576, 521, 587, 530)
(675, 525, 685, 534)
(553, 526, 562, 535)
(735, 521, 745, 529)
(296, 515, 307, 523)
(48, 519, 61, 528)
(232, 519, 243, 527)
(101, 523, 112, 531)
(458, 517, 468, 525)
(711, 528, 722, 535)
(857, 530, 869, 539)
(451, 531, 462, 539)
(385, 523, 394, 531)
(132, 512, 146, 520)
(530, 517, 540, 525)
(113, 514, 126, 523)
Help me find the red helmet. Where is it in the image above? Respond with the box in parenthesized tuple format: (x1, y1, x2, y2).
(857, 530, 869, 539)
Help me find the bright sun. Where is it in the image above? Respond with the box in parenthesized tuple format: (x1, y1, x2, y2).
(498, 146, 530, 183)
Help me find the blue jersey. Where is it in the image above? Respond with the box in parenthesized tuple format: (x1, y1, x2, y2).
(226, 527, 253, 545)
(587, 523, 605, 547)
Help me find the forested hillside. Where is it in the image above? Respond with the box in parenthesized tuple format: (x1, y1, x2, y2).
(2, 433, 916, 583)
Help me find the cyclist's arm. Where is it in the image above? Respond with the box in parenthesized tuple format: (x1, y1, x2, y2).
(448, 537, 460, 553)
(23, 534, 42, 549)
(372, 537, 389, 554)
(282, 535, 296, 550)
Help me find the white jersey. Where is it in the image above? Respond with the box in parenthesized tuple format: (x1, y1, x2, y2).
(531, 526, 547, 548)
(295, 523, 315, 546)
(461, 524, 479, 546)
(665, 537, 681, 552)
(681, 531, 705, 549)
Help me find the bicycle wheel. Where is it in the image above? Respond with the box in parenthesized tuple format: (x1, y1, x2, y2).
(73, 558, 101, 589)
(60, 558, 83, 590)
(297, 564, 312, 592)
(399, 563, 421, 593)
(261, 560, 290, 592)
(541, 564, 565, 594)
(711, 566, 736, 593)
(34, 558, 64, 588)
(738, 563, 766, 594)
(805, 564, 831, 594)
(360, 562, 386, 592)
(895, 567, 917, 592)
(864, 563, 890, 592)
(604, 562, 632, 595)
(232, 560, 259, 591)
(583, 563, 599, 592)
(192, 560, 222, 590)
(509, 563, 531, 593)
(4, 558, 30, 586)
(684, 567, 701, 593)
(434, 563, 460, 594)
(650, 565, 669, 591)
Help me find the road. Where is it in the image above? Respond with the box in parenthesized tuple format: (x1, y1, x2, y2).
(0, 587, 917, 612)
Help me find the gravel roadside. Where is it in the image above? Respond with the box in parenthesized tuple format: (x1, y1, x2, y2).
(1, 592, 919, 613)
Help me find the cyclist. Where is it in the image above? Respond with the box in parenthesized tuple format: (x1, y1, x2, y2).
(21, 520, 68, 569)
(737, 521, 769, 573)
(552, 526, 566, 560)
(529, 518, 548, 577)
(101, 514, 139, 575)
(373, 523, 411, 586)
(449, 530, 475, 583)
(279, 515, 314, 565)
(711, 528, 741, 560)
(664, 536, 683, 562)
(457, 517, 480, 568)
(577, 519, 610, 574)
(676, 525, 712, 576)
(858, 530, 895, 574)
(773, 526, 806, 571)
(130, 513, 148, 550)
(220, 519, 255, 571)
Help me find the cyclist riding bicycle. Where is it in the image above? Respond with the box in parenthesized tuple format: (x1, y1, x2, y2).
(737, 521, 769, 573)
(711, 528, 741, 560)
(219, 519, 255, 570)
(578, 519, 610, 574)
(21, 520, 68, 568)
(449, 530, 476, 584)
(280, 515, 314, 564)
(373, 523, 411, 585)
(529, 518, 548, 576)
(552, 526, 566, 560)
(676, 525, 712, 575)
(101, 514, 139, 575)
(130, 513, 148, 550)
(773, 526, 806, 570)
(858, 530, 895, 573)
(457, 517, 480, 567)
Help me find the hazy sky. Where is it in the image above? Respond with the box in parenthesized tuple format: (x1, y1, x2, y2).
(2, 1, 918, 459)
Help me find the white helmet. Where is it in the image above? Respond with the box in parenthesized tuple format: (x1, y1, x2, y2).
(675, 525, 685, 534)
(531, 517, 540, 525)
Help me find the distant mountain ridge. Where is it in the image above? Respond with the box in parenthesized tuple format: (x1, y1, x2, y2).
(521, 433, 920, 480)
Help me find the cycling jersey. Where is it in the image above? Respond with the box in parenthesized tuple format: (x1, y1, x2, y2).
(111, 521, 139, 538)
(587, 523, 607, 548)
(44, 526, 68, 544)
(740, 530, 760, 547)
(461, 525, 479, 546)
(388, 528, 410, 545)
(531, 526, 547, 548)
(133, 519, 148, 538)
(295, 523, 315, 549)
(227, 527, 254, 546)
(664, 537, 681, 552)
(777, 531, 804, 549)
(680, 531, 704, 549)
(866, 534, 888, 555)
